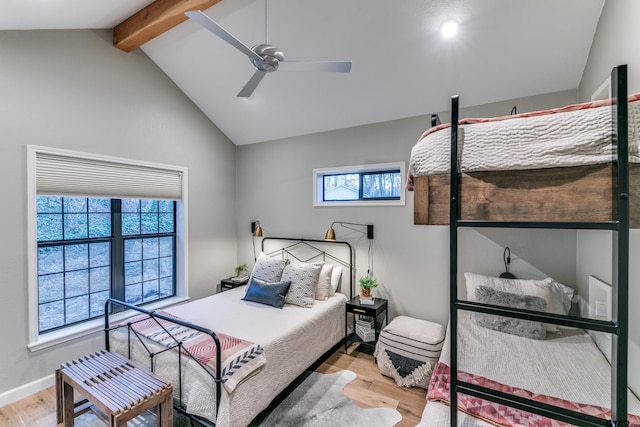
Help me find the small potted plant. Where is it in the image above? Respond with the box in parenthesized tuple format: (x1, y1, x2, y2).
(358, 275, 378, 298)
(233, 264, 248, 280)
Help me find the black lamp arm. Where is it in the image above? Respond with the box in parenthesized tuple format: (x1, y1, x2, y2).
(329, 221, 374, 239)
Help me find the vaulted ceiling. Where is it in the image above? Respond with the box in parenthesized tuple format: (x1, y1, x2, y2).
(1, 0, 605, 145)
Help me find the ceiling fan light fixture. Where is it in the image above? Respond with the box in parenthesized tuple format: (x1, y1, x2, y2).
(441, 20, 458, 38)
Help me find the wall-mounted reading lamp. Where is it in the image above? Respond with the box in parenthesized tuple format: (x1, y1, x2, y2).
(251, 221, 263, 237)
(251, 221, 263, 260)
(324, 222, 374, 241)
(324, 221, 375, 282)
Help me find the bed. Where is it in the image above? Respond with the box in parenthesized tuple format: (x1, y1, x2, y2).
(407, 94, 640, 226)
(417, 312, 640, 427)
(104, 237, 353, 427)
(416, 65, 634, 425)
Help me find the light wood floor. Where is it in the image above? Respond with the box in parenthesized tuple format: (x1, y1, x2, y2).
(0, 345, 426, 427)
(318, 346, 427, 427)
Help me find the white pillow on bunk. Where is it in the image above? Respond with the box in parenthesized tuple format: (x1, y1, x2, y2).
(464, 273, 560, 332)
(550, 280, 575, 316)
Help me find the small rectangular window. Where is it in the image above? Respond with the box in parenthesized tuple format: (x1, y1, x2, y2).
(313, 162, 405, 207)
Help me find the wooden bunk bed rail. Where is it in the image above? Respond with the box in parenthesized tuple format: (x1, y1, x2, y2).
(414, 163, 640, 226)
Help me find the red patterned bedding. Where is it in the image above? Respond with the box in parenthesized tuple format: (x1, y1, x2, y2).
(427, 362, 640, 427)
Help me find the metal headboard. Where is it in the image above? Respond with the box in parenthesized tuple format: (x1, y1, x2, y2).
(261, 237, 354, 299)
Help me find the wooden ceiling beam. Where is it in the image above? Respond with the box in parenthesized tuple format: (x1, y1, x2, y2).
(113, 0, 222, 52)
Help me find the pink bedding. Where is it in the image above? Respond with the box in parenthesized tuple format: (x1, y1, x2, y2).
(427, 362, 640, 427)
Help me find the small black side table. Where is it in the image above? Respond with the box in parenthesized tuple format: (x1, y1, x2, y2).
(220, 277, 249, 292)
(345, 296, 388, 353)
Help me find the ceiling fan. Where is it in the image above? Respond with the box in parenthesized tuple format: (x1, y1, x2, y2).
(185, 1, 352, 98)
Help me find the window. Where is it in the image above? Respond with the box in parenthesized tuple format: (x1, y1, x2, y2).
(37, 197, 176, 334)
(28, 146, 188, 350)
(313, 162, 406, 207)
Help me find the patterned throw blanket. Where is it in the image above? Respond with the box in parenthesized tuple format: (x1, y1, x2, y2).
(427, 362, 640, 427)
(127, 311, 266, 393)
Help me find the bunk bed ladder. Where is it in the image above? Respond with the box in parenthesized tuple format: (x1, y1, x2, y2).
(449, 64, 630, 427)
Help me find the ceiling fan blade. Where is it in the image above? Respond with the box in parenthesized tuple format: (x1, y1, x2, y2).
(238, 70, 267, 97)
(185, 10, 263, 64)
(278, 61, 352, 73)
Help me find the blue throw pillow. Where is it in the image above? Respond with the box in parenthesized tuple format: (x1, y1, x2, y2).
(242, 277, 292, 308)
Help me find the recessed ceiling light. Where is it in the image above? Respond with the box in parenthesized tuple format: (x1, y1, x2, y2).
(441, 20, 458, 38)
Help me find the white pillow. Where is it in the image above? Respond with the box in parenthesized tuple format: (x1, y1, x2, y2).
(250, 252, 289, 283)
(315, 264, 334, 301)
(550, 280, 576, 316)
(282, 261, 323, 308)
(329, 266, 343, 296)
(464, 273, 559, 332)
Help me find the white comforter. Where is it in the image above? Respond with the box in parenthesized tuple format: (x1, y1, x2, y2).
(417, 313, 640, 426)
(110, 286, 347, 427)
(409, 100, 640, 177)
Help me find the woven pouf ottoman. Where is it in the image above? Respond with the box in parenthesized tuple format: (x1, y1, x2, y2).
(373, 315, 445, 389)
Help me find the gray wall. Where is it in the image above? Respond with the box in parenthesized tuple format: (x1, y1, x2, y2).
(0, 30, 236, 396)
(236, 90, 579, 326)
(576, 0, 640, 395)
(579, 0, 640, 100)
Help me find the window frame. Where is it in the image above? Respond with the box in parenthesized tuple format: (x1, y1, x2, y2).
(27, 145, 190, 351)
(313, 162, 406, 207)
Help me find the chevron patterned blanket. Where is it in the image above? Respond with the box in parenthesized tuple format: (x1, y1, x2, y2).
(128, 311, 266, 393)
(427, 362, 640, 426)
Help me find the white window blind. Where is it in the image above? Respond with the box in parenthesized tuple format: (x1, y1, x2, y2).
(34, 149, 184, 200)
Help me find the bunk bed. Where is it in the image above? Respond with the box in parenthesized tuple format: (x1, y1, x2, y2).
(407, 88, 640, 227)
(104, 237, 353, 427)
(415, 65, 636, 426)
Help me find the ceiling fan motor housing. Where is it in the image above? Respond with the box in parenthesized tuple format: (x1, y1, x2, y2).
(251, 44, 284, 72)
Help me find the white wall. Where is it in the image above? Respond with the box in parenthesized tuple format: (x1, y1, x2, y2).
(236, 90, 579, 326)
(576, 0, 640, 396)
(0, 30, 236, 398)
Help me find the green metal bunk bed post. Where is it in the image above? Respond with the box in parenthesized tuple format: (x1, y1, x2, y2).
(448, 64, 629, 426)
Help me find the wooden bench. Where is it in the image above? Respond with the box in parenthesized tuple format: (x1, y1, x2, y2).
(56, 350, 173, 427)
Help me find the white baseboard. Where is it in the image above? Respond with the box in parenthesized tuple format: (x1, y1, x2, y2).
(0, 374, 55, 407)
